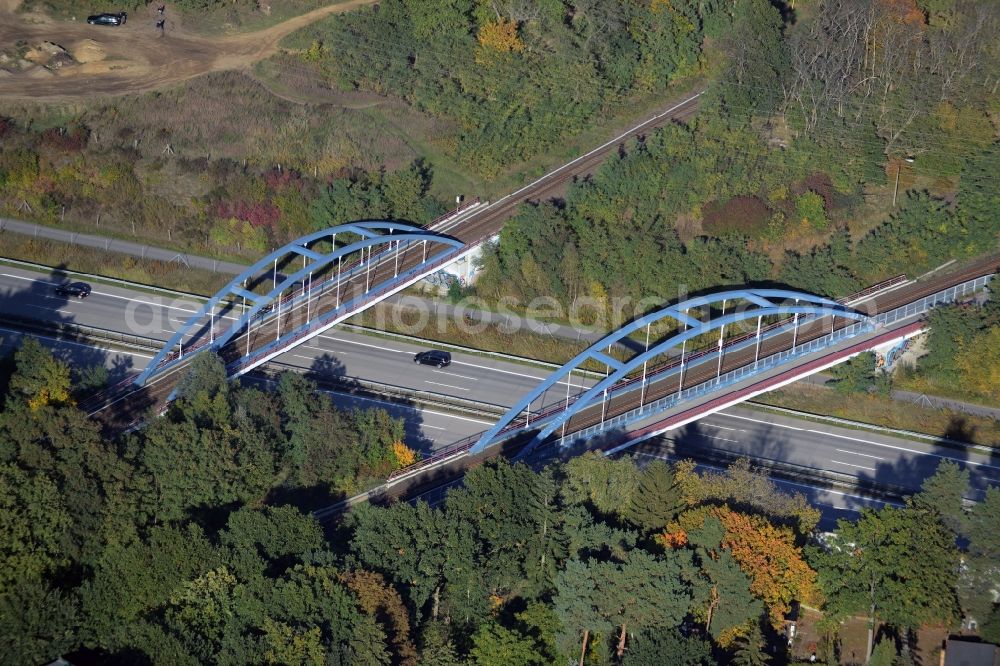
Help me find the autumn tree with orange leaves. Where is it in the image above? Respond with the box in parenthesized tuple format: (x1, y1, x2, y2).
(658, 505, 818, 630)
(477, 18, 525, 53)
(715, 507, 819, 628)
(341, 570, 418, 665)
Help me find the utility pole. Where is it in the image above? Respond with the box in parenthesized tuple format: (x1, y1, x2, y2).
(892, 161, 901, 207)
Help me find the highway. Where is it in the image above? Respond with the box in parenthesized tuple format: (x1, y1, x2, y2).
(0, 265, 593, 442)
(634, 408, 1000, 498)
(0, 319, 492, 448)
(386, 401, 1000, 529)
(2, 263, 998, 526)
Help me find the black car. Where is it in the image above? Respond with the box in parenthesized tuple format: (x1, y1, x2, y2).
(54, 282, 92, 299)
(414, 350, 451, 368)
(87, 12, 126, 26)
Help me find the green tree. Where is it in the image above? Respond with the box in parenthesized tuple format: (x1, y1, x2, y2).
(562, 452, 639, 519)
(958, 487, 1000, 622)
(829, 352, 878, 394)
(779, 245, 859, 297)
(7, 338, 71, 409)
(219, 506, 324, 580)
(553, 558, 609, 664)
(621, 628, 713, 666)
(268, 564, 382, 662)
(854, 190, 988, 282)
(348, 501, 458, 617)
(920, 304, 980, 383)
(956, 143, 1000, 243)
(444, 460, 563, 621)
(625, 459, 686, 531)
(174, 351, 230, 405)
(80, 524, 218, 649)
(794, 191, 828, 230)
(0, 388, 120, 564)
(868, 637, 897, 666)
(418, 621, 462, 666)
(809, 506, 959, 660)
(261, 619, 324, 666)
(596, 550, 691, 657)
(686, 531, 763, 640)
(136, 365, 278, 522)
(0, 577, 79, 666)
(470, 621, 540, 665)
(164, 567, 241, 663)
(910, 460, 969, 537)
(0, 463, 71, 595)
(982, 609, 1000, 645)
(731, 622, 770, 666)
(515, 602, 563, 665)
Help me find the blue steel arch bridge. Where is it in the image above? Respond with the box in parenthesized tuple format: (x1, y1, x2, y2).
(471, 288, 870, 459)
(87, 216, 487, 427)
(377, 265, 995, 498)
(135, 221, 466, 388)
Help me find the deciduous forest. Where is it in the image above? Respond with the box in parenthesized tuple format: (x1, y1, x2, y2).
(1, 342, 998, 665)
(1, 0, 999, 663)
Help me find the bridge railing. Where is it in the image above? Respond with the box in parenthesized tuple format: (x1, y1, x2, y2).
(224, 243, 473, 376)
(557, 320, 872, 449)
(147, 201, 485, 376)
(838, 274, 908, 304)
(501, 274, 910, 433)
(386, 434, 480, 482)
(556, 272, 992, 449)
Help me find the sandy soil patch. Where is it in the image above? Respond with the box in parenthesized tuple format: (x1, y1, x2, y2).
(0, 0, 374, 102)
(70, 38, 105, 63)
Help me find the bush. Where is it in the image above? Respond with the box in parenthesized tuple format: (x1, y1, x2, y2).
(794, 191, 828, 231)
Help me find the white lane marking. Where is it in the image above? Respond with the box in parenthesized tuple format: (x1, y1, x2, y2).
(292, 355, 315, 361)
(2, 273, 219, 318)
(0, 325, 154, 359)
(804, 428, 1000, 472)
(424, 381, 469, 391)
(453, 358, 590, 389)
(318, 333, 589, 389)
(720, 412, 805, 431)
(319, 389, 494, 425)
(27, 303, 70, 314)
(831, 459, 877, 472)
(703, 423, 743, 432)
(706, 434, 740, 444)
(320, 334, 408, 354)
(723, 411, 1000, 473)
(434, 370, 476, 381)
(422, 424, 446, 431)
(835, 448, 884, 460)
(5, 273, 587, 390)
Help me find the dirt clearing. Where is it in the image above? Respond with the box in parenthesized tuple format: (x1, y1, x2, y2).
(0, 0, 372, 102)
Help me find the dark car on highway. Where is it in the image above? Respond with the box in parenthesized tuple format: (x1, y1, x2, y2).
(54, 282, 92, 299)
(414, 350, 451, 368)
(87, 12, 127, 26)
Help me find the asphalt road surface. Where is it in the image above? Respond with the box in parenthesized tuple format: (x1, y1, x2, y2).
(3, 265, 998, 518)
(0, 265, 592, 442)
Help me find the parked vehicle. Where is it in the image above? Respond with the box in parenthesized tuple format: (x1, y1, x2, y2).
(87, 12, 126, 26)
(54, 282, 92, 299)
(413, 350, 452, 368)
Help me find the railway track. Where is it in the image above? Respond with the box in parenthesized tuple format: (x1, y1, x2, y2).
(322, 253, 998, 515)
(88, 92, 704, 432)
(545, 253, 1000, 440)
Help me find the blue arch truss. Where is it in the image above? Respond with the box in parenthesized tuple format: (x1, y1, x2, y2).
(472, 289, 871, 457)
(136, 221, 464, 386)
